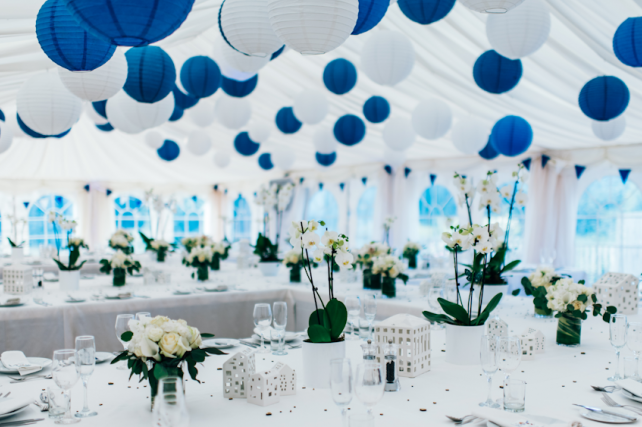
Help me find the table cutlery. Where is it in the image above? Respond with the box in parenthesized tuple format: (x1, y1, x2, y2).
(8, 374, 52, 383)
(239, 340, 259, 348)
(573, 404, 637, 421)
(445, 415, 477, 424)
(0, 418, 45, 426)
(0, 392, 11, 399)
(601, 393, 642, 415)
(592, 385, 618, 393)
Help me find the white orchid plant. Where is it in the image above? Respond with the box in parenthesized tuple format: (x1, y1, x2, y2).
(109, 229, 134, 255)
(49, 212, 88, 271)
(144, 189, 177, 240)
(255, 182, 294, 245)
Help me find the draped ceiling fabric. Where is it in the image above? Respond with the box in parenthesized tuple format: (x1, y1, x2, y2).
(0, 0, 641, 190)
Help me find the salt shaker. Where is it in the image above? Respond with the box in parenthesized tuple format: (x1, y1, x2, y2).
(361, 339, 376, 361)
(384, 340, 400, 392)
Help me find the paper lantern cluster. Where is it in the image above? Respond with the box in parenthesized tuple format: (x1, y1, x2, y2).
(363, 96, 390, 123)
(219, 0, 283, 57)
(0, 122, 13, 154)
(352, 0, 389, 34)
(323, 59, 358, 95)
(486, 0, 550, 59)
(383, 117, 415, 151)
(479, 139, 499, 160)
(248, 122, 271, 143)
(458, 0, 525, 14)
(293, 89, 328, 125)
(334, 115, 366, 146)
(451, 117, 490, 154)
(398, 0, 455, 25)
(473, 50, 522, 94)
(272, 146, 295, 170)
(213, 40, 269, 75)
(313, 127, 338, 154)
(613, 18, 642, 67)
(222, 75, 258, 98)
(17, 114, 71, 139)
(145, 131, 164, 149)
(235, 132, 261, 156)
(592, 116, 626, 141)
(188, 101, 215, 127)
(107, 90, 174, 134)
(216, 96, 251, 129)
(579, 76, 630, 121)
(490, 115, 532, 157)
(58, 49, 128, 102)
(173, 85, 198, 110)
(124, 46, 176, 103)
(276, 107, 303, 134)
(361, 31, 415, 86)
(180, 56, 221, 99)
(187, 130, 212, 156)
(412, 99, 452, 140)
(316, 152, 337, 167)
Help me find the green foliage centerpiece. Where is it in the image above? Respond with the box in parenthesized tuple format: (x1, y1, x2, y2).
(519, 266, 557, 318)
(109, 230, 134, 255)
(254, 233, 279, 262)
(99, 250, 141, 286)
(356, 242, 390, 290)
(372, 255, 408, 298)
(402, 241, 421, 269)
(211, 241, 230, 270)
(140, 232, 172, 262)
(283, 248, 303, 282)
(182, 246, 216, 281)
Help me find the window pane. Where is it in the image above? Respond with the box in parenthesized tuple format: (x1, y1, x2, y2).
(418, 185, 457, 255)
(233, 195, 252, 242)
(306, 190, 338, 233)
(355, 188, 376, 248)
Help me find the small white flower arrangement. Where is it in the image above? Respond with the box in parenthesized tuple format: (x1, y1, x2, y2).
(99, 250, 141, 286)
(183, 246, 214, 281)
(545, 278, 594, 314)
(110, 229, 134, 254)
(140, 232, 172, 262)
(372, 255, 407, 279)
(283, 248, 302, 266)
(181, 235, 212, 253)
(356, 242, 390, 268)
(402, 241, 422, 268)
(528, 266, 556, 289)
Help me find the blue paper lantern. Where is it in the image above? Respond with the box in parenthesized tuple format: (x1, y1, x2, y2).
(0, 110, 6, 121)
(398, 0, 455, 25)
(363, 96, 390, 123)
(222, 75, 258, 98)
(270, 45, 285, 61)
(323, 59, 357, 95)
(479, 138, 499, 160)
(172, 85, 198, 110)
(352, 0, 389, 35)
(157, 139, 180, 161)
(334, 115, 366, 146)
(234, 132, 260, 156)
(490, 116, 533, 157)
(579, 76, 630, 121)
(92, 100, 107, 118)
(124, 46, 176, 103)
(276, 107, 303, 134)
(96, 122, 114, 132)
(169, 105, 184, 122)
(63, 0, 195, 47)
(613, 18, 642, 67)
(180, 56, 221, 99)
(473, 50, 522, 94)
(258, 153, 273, 170)
(36, 0, 116, 72)
(17, 114, 70, 139)
(316, 152, 337, 167)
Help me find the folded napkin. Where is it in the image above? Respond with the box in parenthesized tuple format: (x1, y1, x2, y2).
(205, 285, 228, 292)
(1, 351, 42, 376)
(0, 297, 21, 306)
(616, 379, 642, 397)
(471, 408, 568, 427)
(0, 398, 33, 415)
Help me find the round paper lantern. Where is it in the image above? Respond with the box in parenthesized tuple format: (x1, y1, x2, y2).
(214, 150, 232, 168)
(169, 105, 184, 122)
(276, 107, 303, 134)
(334, 115, 366, 146)
(215, 53, 257, 82)
(361, 31, 415, 86)
(579, 76, 630, 121)
(248, 122, 271, 143)
(17, 73, 82, 136)
(213, 40, 270, 75)
(36, 0, 116, 71)
(258, 152, 273, 170)
(157, 139, 180, 161)
(107, 90, 174, 131)
(411, 99, 452, 140)
(6, 111, 26, 139)
(486, 0, 550, 60)
(63, 0, 195, 46)
(272, 146, 295, 170)
(105, 101, 145, 134)
(145, 131, 164, 149)
(84, 102, 108, 125)
(96, 122, 113, 131)
(323, 59, 358, 95)
(234, 132, 261, 156)
(58, 49, 127, 102)
(316, 152, 337, 167)
(180, 56, 221, 99)
(458, 0, 525, 14)
(0, 110, 5, 121)
(219, 0, 283, 57)
(293, 89, 328, 125)
(187, 130, 212, 156)
(451, 117, 490, 154)
(614, 18, 642, 67)
(270, 45, 286, 60)
(353, 0, 389, 34)
(0, 122, 13, 154)
(313, 127, 338, 154)
(489, 115, 532, 157)
(363, 96, 390, 123)
(124, 46, 176, 103)
(473, 50, 522, 94)
(636, 0, 642, 7)
(383, 117, 415, 151)
(221, 75, 258, 98)
(17, 114, 71, 139)
(188, 102, 215, 127)
(479, 139, 499, 160)
(398, 0, 455, 25)
(173, 85, 198, 110)
(92, 100, 107, 119)
(266, 0, 359, 55)
(216, 96, 251, 129)
(592, 116, 626, 141)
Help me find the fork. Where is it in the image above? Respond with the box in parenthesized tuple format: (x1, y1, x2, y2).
(0, 392, 11, 399)
(592, 385, 618, 393)
(601, 392, 642, 415)
(8, 374, 53, 383)
(445, 415, 478, 424)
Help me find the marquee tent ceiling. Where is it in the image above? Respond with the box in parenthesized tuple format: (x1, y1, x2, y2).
(0, 0, 641, 187)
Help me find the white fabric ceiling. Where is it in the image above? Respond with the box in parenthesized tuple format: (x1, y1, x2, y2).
(0, 0, 641, 187)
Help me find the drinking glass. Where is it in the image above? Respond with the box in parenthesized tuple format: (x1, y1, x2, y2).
(115, 314, 134, 370)
(74, 336, 97, 418)
(363, 297, 377, 340)
(503, 379, 526, 412)
(272, 302, 288, 355)
(330, 359, 353, 427)
(480, 335, 500, 408)
(52, 349, 80, 425)
(153, 377, 188, 427)
(609, 314, 628, 382)
(253, 303, 272, 354)
(354, 362, 385, 415)
(136, 312, 151, 321)
(497, 336, 522, 384)
(427, 286, 445, 330)
(345, 297, 361, 340)
(624, 357, 638, 380)
(627, 322, 642, 381)
(48, 387, 69, 420)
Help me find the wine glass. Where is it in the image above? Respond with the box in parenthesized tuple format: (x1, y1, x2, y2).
(74, 336, 97, 418)
(427, 286, 445, 330)
(497, 336, 522, 384)
(345, 296, 361, 340)
(52, 349, 80, 425)
(354, 362, 385, 415)
(479, 335, 500, 408)
(115, 314, 134, 370)
(363, 297, 377, 340)
(253, 303, 272, 354)
(627, 322, 642, 381)
(272, 302, 288, 356)
(153, 377, 188, 427)
(136, 312, 151, 321)
(330, 359, 353, 427)
(609, 314, 628, 381)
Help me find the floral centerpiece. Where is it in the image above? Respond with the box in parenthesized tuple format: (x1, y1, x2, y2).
(357, 242, 390, 290)
(181, 235, 212, 254)
(283, 248, 303, 282)
(49, 213, 88, 271)
(99, 250, 141, 286)
(109, 230, 134, 255)
(111, 315, 223, 408)
(402, 241, 421, 269)
(519, 265, 556, 318)
(211, 241, 230, 271)
(182, 246, 213, 281)
(372, 255, 408, 298)
(140, 232, 172, 262)
(254, 232, 281, 276)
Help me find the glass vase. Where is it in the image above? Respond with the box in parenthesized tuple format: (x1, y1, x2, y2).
(363, 268, 382, 290)
(113, 268, 126, 287)
(534, 307, 553, 319)
(408, 254, 417, 269)
(556, 313, 582, 347)
(211, 256, 220, 271)
(382, 276, 396, 298)
(289, 265, 301, 283)
(148, 363, 185, 410)
(196, 266, 209, 282)
(156, 251, 166, 263)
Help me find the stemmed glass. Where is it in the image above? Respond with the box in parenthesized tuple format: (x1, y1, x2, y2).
(52, 349, 80, 425)
(253, 303, 272, 354)
(272, 302, 288, 356)
(115, 314, 134, 370)
(152, 377, 189, 427)
(497, 336, 522, 385)
(609, 314, 627, 381)
(330, 359, 353, 427)
(479, 335, 500, 408)
(354, 362, 385, 415)
(627, 322, 642, 381)
(427, 287, 445, 330)
(345, 297, 361, 340)
(74, 336, 97, 418)
(363, 297, 377, 340)
(136, 312, 151, 321)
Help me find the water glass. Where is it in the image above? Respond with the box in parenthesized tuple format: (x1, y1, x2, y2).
(48, 387, 69, 420)
(349, 413, 374, 427)
(153, 377, 188, 427)
(136, 312, 151, 321)
(358, 318, 371, 340)
(427, 286, 445, 330)
(270, 328, 286, 356)
(624, 357, 638, 380)
(253, 303, 272, 354)
(503, 379, 526, 413)
(363, 297, 376, 340)
(345, 297, 361, 340)
(497, 337, 522, 383)
(354, 362, 385, 415)
(273, 302, 287, 329)
(75, 336, 97, 418)
(480, 335, 500, 408)
(330, 359, 353, 427)
(609, 314, 627, 381)
(627, 322, 642, 381)
(52, 349, 80, 425)
(115, 314, 134, 369)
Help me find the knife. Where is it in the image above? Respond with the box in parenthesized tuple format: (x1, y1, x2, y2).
(239, 341, 259, 348)
(573, 404, 637, 421)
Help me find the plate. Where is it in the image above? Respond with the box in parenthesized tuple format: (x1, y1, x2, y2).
(487, 414, 565, 427)
(105, 295, 132, 300)
(621, 390, 642, 403)
(202, 338, 239, 349)
(0, 403, 30, 420)
(0, 303, 24, 308)
(95, 352, 114, 364)
(65, 299, 86, 303)
(0, 357, 52, 374)
(173, 291, 191, 295)
(579, 410, 637, 424)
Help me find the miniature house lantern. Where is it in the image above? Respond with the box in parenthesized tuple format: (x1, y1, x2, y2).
(374, 314, 431, 378)
(593, 272, 639, 315)
(519, 328, 544, 360)
(223, 348, 256, 398)
(272, 362, 296, 396)
(248, 366, 280, 407)
(486, 316, 508, 351)
(3, 265, 33, 295)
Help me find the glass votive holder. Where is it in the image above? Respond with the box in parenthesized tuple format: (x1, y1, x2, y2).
(349, 413, 375, 427)
(623, 357, 639, 380)
(503, 379, 526, 413)
(359, 318, 371, 340)
(270, 328, 287, 356)
(47, 387, 69, 419)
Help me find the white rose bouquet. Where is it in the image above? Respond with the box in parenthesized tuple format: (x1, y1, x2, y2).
(110, 229, 134, 254)
(372, 255, 409, 298)
(181, 235, 213, 253)
(99, 250, 141, 286)
(49, 212, 88, 271)
(140, 232, 173, 262)
(519, 265, 558, 317)
(402, 241, 421, 269)
(283, 248, 303, 283)
(182, 246, 213, 281)
(210, 240, 231, 270)
(357, 242, 390, 290)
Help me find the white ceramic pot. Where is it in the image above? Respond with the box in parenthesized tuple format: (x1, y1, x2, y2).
(445, 324, 484, 365)
(59, 270, 80, 292)
(479, 284, 508, 309)
(302, 340, 346, 389)
(11, 247, 23, 261)
(258, 262, 280, 277)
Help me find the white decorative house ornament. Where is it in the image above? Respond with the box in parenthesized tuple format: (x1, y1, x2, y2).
(521, 328, 544, 353)
(58, 48, 128, 101)
(361, 31, 415, 86)
(593, 272, 640, 315)
(485, 317, 508, 351)
(3, 265, 33, 295)
(374, 314, 431, 378)
(458, 0, 526, 14)
(219, 0, 283, 57)
(272, 362, 296, 396)
(592, 116, 626, 141)
(223, 348, 256, 398)
(248, 367, 280, 406)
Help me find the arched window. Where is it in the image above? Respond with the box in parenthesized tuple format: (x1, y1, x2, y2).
(114, 196, 151, 252)
(355, 187, 376, 248)
(307, 190, 339, 232)
(576, 176, 642, 282)
(233, 195, 252, 242)
(495, 183, 527, 261)
(418, 185, 457, 254)
(174, 196, 205, 244)
(28, 195, 74, 251)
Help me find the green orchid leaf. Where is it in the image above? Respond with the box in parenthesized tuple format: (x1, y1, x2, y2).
(309, 309, 331, 329)
(501, 260, 521, 274)
(511, 289, 520, 296)
(422, 311, 457, 325)
(202, 347, 226, 355)
(607, 306, 618, 314)
(308, 324, 331, 343)
(325, 299, 348, 339)
(474, 293, 503, 326)
(437, 298, 470, 325)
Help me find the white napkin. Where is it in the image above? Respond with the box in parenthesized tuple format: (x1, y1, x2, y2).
(0, 297, 21, 306)
(616, 379, 642, 397)
(471, 408, 569, 427)
(1, 351, 42, 376)
(205, 285, 227, 292)
(0, 398, 33, 415)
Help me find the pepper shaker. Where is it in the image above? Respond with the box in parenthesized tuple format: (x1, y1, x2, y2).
(384, 339, 400, 392)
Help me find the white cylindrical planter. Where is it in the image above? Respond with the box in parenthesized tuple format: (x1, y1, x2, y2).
(258, 262, 280, 277)
(11, 247, 23, 261)
(59, 270, 80, 292)
(302, 340, 346, 389)
(445, 324, 484, 365)
(480, 284, 508, 309)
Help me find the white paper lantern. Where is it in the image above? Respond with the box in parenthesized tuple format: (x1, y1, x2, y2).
(267, 0, 358, 55)
(214, 150, 232, 168)
(412, 99, 452, 140)
(107, 91, 174, 133)
(383, 118, 415, 151)
(58, 49, 128, 101)
(451, 117, 491, 154)
(213, 40, 269, 74)
(187, 130, 212, 156)
(361, 31, 415, 86)
(486, 0, 550, 59)
(219, 0, 283, 57)
(145, 131, 164, 149)
(188, 102, 216, 128)
(312, 127, 337, 154)
(248, 122, 271, 143)
(458, 0, 525, 13)
(5, 108, 25, 139)
(272, 146, 295, 170)
(293, 89, 328, 125)
(0, 122, 14, 154)
(592, 116, 626, 141)
(216, 96, 251, 129)
(384, 147, 405, 168)
(83, 102, 108, 125)
(17, 73, 82, 136)
(636, 0, 642, 7)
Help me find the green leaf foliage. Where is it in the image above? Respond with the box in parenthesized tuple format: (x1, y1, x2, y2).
(309, 309, 331, 329)
(308, 324, 331, 343)
(473, 293, 503, 326)
(201, 333, 215, 338)
(422, 311, 458, 325)
(253, 233, 280, 262)
(511, 289, 520, 296)
(121, 331, 133, 342)
(325, 299, 348, 339)
(438, 298, 471, 326)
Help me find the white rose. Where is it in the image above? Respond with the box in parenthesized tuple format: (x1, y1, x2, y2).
(145, 326, 164, 342)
